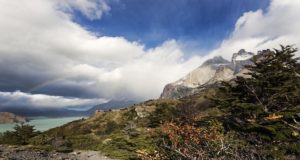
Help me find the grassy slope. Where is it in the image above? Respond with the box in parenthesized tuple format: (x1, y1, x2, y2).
(29, 98, 180, 159)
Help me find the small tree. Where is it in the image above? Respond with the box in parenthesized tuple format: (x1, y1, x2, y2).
(0, 123, 39, 145)
(15, 123, 39, 144)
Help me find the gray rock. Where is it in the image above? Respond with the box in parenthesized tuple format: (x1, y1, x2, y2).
(160, 49, 254, 99)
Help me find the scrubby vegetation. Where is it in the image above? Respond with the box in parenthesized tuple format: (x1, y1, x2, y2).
(27, 101, 176, 159)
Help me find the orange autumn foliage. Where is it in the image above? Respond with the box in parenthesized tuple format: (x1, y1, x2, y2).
(264, 113, 283, 121)
(161, 121, 223, 148)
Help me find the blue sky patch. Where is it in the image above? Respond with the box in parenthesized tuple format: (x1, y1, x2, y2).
(72, 0, 269, 53)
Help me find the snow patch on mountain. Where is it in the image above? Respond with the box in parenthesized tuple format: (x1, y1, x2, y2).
(234, 54, 253, 61)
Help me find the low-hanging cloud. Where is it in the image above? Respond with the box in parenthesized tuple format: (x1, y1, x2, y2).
(0, 90, 107, 109)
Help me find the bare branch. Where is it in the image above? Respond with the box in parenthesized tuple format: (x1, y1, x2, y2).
(292, 116, 300, 125)
(295, 71, 300, 77)
(244, 83, 268, 112)
(282, 120, 300, 131)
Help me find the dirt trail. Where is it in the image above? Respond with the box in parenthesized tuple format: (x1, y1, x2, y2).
(73, 150, 115, 160)
(0, 145, 115, 160)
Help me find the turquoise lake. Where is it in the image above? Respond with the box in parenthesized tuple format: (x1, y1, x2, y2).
(0, 117, 86, 133)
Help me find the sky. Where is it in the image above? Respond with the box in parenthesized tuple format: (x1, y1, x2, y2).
(0, 0, 299, 110)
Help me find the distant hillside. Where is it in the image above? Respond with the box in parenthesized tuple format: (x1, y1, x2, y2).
(0, 107, 85, 118)
(0, 100, 138, 117)
(0, 112, 27, 124)
(85, 100, 137, 115)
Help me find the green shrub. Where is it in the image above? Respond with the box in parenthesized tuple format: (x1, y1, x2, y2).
(148, 103, 177, 127)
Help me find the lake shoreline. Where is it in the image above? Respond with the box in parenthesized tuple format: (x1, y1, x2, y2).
(0, 116, 87, 133)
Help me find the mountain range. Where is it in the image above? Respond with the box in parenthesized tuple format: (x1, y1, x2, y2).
(160, 49, 254, 99)
(0, 100, 137, 117)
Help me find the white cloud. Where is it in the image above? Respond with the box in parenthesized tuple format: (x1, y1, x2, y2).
(56, 40, 204, 100)
(209, 0, 300, 60)
(0, 0, 203, 106)
(0, 91, 107, 108)
(56, 0, 110, 20)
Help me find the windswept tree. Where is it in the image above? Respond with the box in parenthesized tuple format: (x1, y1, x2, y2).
(215, 45, 300, 130)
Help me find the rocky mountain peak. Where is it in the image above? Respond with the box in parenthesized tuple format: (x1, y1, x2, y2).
(160, 49, 255, 99)
(238, 49, 246, 54)
(201, 56, 230, 67)
(232, 49, 254, 62)
(231, 49, 254, 73)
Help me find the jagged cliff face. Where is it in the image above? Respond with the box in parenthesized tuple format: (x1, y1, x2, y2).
(170, 56, 231, 88)
(206, 65, 235, 85)
(160, 56, 230, 99)
(160, 49, 254, 99)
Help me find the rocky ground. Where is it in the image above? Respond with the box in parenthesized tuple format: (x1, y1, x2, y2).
(0, 145, 114, 160)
